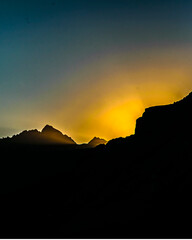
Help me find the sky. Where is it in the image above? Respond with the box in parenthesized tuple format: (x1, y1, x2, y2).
(1, 0, 192, 143)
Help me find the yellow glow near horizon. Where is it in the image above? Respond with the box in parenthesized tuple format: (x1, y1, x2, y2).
(52, 55, 192, 143)
(14, 49, 192, 144)
(97, 98, 144, 139)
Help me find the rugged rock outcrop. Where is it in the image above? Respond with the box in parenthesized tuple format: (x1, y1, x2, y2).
(135, 92, 192, 142)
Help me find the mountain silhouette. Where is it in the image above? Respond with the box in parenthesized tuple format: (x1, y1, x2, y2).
(41, 125, 76, 144)
(0, 125, 108, 147)
(88, 137, 107, 147)
(1, 125, 76, 145)
(1, 92, 192, 238)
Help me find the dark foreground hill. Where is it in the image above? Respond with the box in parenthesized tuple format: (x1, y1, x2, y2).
(1, 92, 192, 238)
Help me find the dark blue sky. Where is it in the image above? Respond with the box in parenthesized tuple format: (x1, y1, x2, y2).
(1, 0, 192, 142)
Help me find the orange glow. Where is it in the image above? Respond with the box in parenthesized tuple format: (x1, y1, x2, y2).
(14, 48, 192, 143)
(52, 54, 192, 143)
(97, 98, 144, 139)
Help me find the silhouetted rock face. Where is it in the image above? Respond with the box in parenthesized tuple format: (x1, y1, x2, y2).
(42, 125, 62, 135)
(41, 125, 76, 144)
(8, 129, 41, 144)
(2, 125, 76, 145)
(135, 92, 192, 142)
(88, 137, 107, 147)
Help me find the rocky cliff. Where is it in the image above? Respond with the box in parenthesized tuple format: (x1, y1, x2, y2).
(135, 92, 192, 142)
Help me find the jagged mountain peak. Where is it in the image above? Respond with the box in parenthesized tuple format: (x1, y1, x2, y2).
(41, 125, 62, 134)
(0, 125, 76, 145)
(41, 124, 76, 144)
(88, 137, 107, 147)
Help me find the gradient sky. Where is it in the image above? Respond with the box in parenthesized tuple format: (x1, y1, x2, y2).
(1, 0, 192, 143)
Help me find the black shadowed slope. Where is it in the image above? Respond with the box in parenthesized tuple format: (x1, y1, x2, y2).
(1, 92, 192, 238)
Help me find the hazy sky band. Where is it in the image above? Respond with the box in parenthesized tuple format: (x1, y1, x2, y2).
(1, 0, 192, 142)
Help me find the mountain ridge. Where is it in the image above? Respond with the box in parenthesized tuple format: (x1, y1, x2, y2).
(0, 125, 76, 145)
(0, 124, 108, 147)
